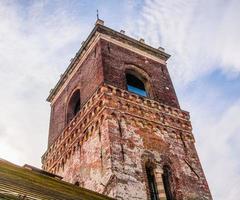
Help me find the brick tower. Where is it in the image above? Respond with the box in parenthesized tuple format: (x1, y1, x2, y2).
(42, 20, 212, 200)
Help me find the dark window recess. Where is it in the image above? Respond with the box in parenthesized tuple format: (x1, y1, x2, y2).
(162, 165, 174, 200)
(74, 181, 80, 186)
(67, 90, 80, 123)
(74, 98, 80, 115)
(146, 166, 159, 200)
(126, 74, 147, 97)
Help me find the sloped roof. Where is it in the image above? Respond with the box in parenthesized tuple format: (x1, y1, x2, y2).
(0, 159, 114, 200)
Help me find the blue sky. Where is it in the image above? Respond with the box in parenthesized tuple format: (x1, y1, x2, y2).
(0, 1, 239, 199)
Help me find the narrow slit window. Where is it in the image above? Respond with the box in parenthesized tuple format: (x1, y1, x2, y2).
(162, 165, 174, 200)
(146, 165, 159, 200)
(126, 73, 147, 97)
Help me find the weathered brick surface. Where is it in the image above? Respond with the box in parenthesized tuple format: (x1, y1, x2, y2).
(58, 118, 113, 194)
(101, 39, 180, 108)
(48, 38, 179, 147)
(48, 41, 104, 146)
(42, 85, 212, 200)
(43, 30, 212, 200)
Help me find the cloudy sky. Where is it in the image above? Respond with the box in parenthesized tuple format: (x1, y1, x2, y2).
(0, 0, 239, 199)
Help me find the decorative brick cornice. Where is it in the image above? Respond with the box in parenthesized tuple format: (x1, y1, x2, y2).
(42, 85, 107, 171)
(42, 84, 194, 173)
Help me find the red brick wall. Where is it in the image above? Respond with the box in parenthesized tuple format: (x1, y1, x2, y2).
(100, 39, 180, 108)
(48, 41, 104, 146)
(43, 84, 212, 199)
(107, 111, 211, 199)
(57, 118, 113, 195)
(48, 38, 180, 147)
(44, 34, 211, 200)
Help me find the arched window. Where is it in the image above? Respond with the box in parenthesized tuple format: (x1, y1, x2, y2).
(146, 165, 159, 200)
(162, 165, 174, 200)
(67, 89, 80, 123)
(126, 73, 147, 97)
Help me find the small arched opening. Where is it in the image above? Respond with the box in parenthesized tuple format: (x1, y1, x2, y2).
(66, 89, 80, 123)
(126, 72, 147, 97)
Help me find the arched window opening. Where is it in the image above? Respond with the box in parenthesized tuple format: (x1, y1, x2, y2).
(162, 165, 174, 200)
(67, 89, 80, 123)
(146, 165, 159, 200)
(126, 73, 147, 97)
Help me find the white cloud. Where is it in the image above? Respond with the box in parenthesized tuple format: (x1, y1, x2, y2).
(179, 80, 240, 200)
(127, 0, 240, 84)
(0, 1, 87, 167)
(188, 97, 240, 200)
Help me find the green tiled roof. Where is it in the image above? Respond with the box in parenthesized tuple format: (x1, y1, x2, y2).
(0, 159, 114, 200)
